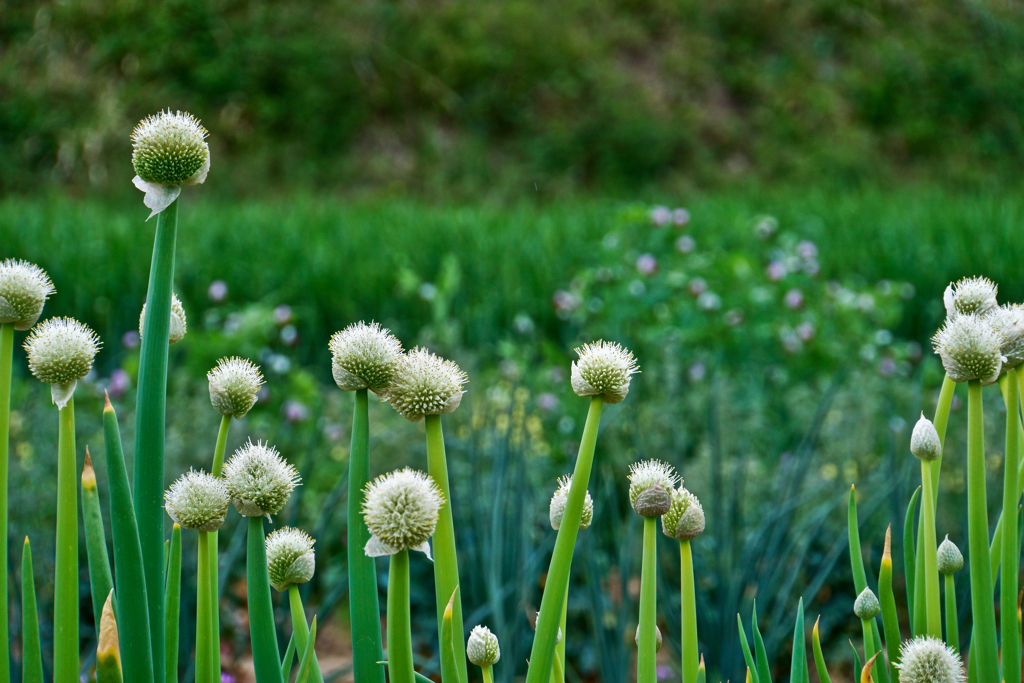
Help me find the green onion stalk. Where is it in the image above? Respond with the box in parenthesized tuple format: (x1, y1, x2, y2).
(166, 524, 182, 683)
(846, 486, 887, 683)
(21, 537, 43, 683)
(82, 450, 115, 629)
(288, 586, 324, 683)
(248, 517, 285, 683)
(937, 535, 964, 653)
(853, 588, 881, 677)
(196, 532, 214, 683)
(208, 413, 230, 680)
(877, 528, 901, 683)
(910, 412, 944, 639)
(989, 371, 1024, 582)
(266, 524, 322, 683)
(1001, 368, 1021, 683)
(53, 398, 79, 682)
(0, 322, 11, 683)
(659, 480, 703, 683)
(902, 486, 921, 633)
(388, 549, 416, 683)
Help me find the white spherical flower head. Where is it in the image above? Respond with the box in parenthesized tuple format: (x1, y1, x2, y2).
(571, 340, 638, 404)
(897, 636, 965, 683)
(24, 317, 101, 408)
(385, 347, 468, 422)
(164, 469, 230, 531)
(131, 110, 210, 218)
(466, 625, 501, 667)
(910, 413, 942, 462)
(549, 475, 594, 530)
(266, 526, 316, 592)
(0, 259, 55, 331)
(222, 440, 300, 517)
(362, 468, 444, 557)
(208, 357, 264, 419)
(932, 314, 1005, 385)
(854, 587, 881, 620)
(628, 460, 678, 517)
(634, 624, 663, 653)
(662, 486, 705, 541)
(987, 303, 1024, 370)
(329, 321, 404, 393)
(140, 293, 187, 345)
(943, 276, 997, 319)
(937, 536, 964, 575)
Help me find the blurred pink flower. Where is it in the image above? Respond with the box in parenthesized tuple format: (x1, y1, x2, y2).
(208, 280, 228, 302)
(650, 206, 671, 226)
(273, 304, 293, 326)
(283, 400, 309, 424)
(796, 240, 818, 260)
(636, 253, 658, 276)
(766, 261, 787, 281)
(784, 289, 804, 309)
(552, 290, 582, 319)
(672, 208, 690, 227)
(108, 369, 131, 399)
(122, 330, 140, 349)
(675, 235, 695, 254)
(537, 392, 559, 411)
(796, 321, 815, 341)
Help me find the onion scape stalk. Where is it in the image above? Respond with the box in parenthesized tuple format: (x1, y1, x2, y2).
(21, 537, 43, 683)
(876, 528, 901, 683)
(166, 524, 182, 683)
(82, 449, 115, 629)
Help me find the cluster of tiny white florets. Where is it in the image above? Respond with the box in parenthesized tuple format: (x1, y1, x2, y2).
(628, 460, 678, 516)
(910, 414, 942, 462)
(932, 314, 1005, 384)
(854, 587, 881, 620)
(662, 486, 705, 540)
(222, 440, 299, 517)
(635, 624, 663, 652)
(362, 468, 444, 555)
(140, 293, 187, 345)
(132, 110, 210, 185)
(549, 475, 594, 530)
(986, 303, 1024, 369)
(571, 341, 638, 404)
(896, 637, 965, 683)
(266, 526, 316, 592)
(466, 625, 501, 667)
(385, 348, 468, 422)
(208, 357, 264, 419)
(164, 469, 230, 531)
(329, 321, 404, 393)
(937, 536, 964, 575)
(0, 259, 55, 331)
(943, 277, 998, 319)
(24, 317, 101, 385)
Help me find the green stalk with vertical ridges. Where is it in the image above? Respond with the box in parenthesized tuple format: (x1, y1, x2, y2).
(943, 573, 958, 652)
(348, 389, 385, 683)
(877, 527, 901, 683)
(196, 532, 213, 683)
(1001, 368, 1021, 683)
(21, 537, 43, 683)
(53, 397, 78, 683)
(83, 449, 115, 629)
(965, 380, 999, 683)
(208, 413, 230, 683)
(919, 460, 942, 639)
(903, 487, 920, 634)
(0, 322, 12, 683)
(387, 549, 415, 683)
(166, 524, 182, 683)
(288, 584, 324, 683)
(248, 516, 285, 683)
(425, 413, 467, 683)
(134, 198, 178, 683)
(526, 397, 603, 683)
(680, 539, 699, 683)
(811, 618, 832, 683)
(637, 517, 657, 683)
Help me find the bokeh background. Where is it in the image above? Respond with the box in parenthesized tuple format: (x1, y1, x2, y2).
(2, 0, 1023, 681)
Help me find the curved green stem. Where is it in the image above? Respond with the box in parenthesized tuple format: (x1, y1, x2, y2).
(0, 323, 11, 683)
(21, 537, 42, 683)
(943, 573, 958, 652)
(637, 517, 657, 683)
(288, 585, 323, 683)
(811, 619, 833, 683)
(54, 398, 78, 683)
(920, 461, 942, 638)
(1002, 369, 1021, 683)
(680, 539, 699, 683)
(387, 549, 415, 683)
(482, 666, 494, 683)
(208, 413, 230, 682)
(166, 525, 182, 683)
(196, 532, 213, 683)
(248, 517, 284, 683)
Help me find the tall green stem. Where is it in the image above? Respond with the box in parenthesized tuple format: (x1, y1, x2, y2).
(425, 414, 467, 683)
(482, 667, 494, 683)
(21, 537, 43, 683)
(966, 381, 999, 683)
(289, 585, 324, 683)
(0, 322, 11, 683)
(387, 549, 415, 683)
(349, 389, 385, 683)
(134, 198, 178, 683)
(637, 517, 657, 683)
(526, 397, 604, 683)
(944, 573, 958, 652)
(1002, 369, 1021, 683)
(196, 532, 213, 683)
(208, 414, 230, 682)
(680, 540, 699, 683)
(919, 461, 942, 638)
(247, 517, 284, 683)
(166, 524, 182, 683)
(551, 584, 569, 683)
(54, 398, 78, 683)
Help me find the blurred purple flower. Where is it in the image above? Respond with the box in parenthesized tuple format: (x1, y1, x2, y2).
(108, 369, 131, 399)
(284, 400, 309, 424)
(697, 291, 722, 311)
(687, 362, 706, 382)
(636, 253, 658, 276)
(552, 290, 582, 319)
(537, 392, 559, 411)
(784, 289, 804, 310)
(796, 240, 818, 260)
(273, 305, 293, 326)
(221, 673, 237, 683)
(122, 330, 140, 349)
(657, 665, 674, 681)
(796, 321, 815, 341)
(688, 278, 708, 297)
(766, 260, 787, 282)
(208, 280, 228, 302)
(724, 309, 744, 326)
(675, 235, 695, 254)
(672, 208, 690, 226)
(650, 205, 671, 226)
(879, 357, 897, 378)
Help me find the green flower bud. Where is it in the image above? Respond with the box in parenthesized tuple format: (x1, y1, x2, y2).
(208, 357, 264, 419)
(986, 303, 1024, 370)
(943, 276, 997, 319)
(571, 340, 638, 404)
(628, 460, 678, 517)
(385, 347, 467, 422)
(223, 440, 299, 517)
(910, 413, 942, 462)
(329, 321, 404, 393)
(662, 487, 705, 541)
(932, 314, 1004, 385)
(854, 587, 881, 620)
(266, 526, 316, 592)
(362, 468, 443, 557)
(635, 624, 663, 653)
(140, 293, 187, 345)
(937, 536, 964, 575)
(164, 469, 229, 531)
(24, 317, 101, 408)
(549, 475, 594, 530)
(896, 636, 965, 683)
(466, 625, 501, 667)
(0, 259, 55, 331)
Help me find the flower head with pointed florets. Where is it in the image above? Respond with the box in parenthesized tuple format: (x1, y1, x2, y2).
(571, 341, 638, 404)
(628, 460, 678, 517)
(986, 303, 1024, 370)
(0, 259, 55, 331)
(896, 637, 965, 683)
(329, 321, 404, 394)
(932, 314, 1005, 385)
(662, 486, 705, 540)
(131, 110, 210, 218)
(549, 475, 594, 530)
(854, 587, 881, 620)
(266, 526, 316, 592)
(910, 414, 942, 462)
(362, 468, 444, 557)
(164, 469, 229, 531)
(140, 293, 187, 345)
(24, 317, 101, 408)
(466, 625, 501, 667)
(385, 348, 467, 422)
(937, 536, 964, 575)
(635, 624, 663, 653)
(222, 440, 299, 517)
(943, 277, 998, 319)
(208, 357, 264, 419)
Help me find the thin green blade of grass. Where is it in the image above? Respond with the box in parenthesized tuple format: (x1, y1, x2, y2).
(295, 617, 318, 683)
(738, 614, 759, 683)
(811, 618, 832, 683)
(20, 537, 43, 683)
(287, 584, 323, 683)
(751, 602, 772, 683)
(280, 633, 296, 682)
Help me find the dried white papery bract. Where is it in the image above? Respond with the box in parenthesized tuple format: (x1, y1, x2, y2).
(896, 637, 965, 683)
(943, 276, 998, 319)
(662, 486, 705, 541)
(0, 259, 55, 331)
(362, 468, 443, 557)
(385, 347, 467, 422)
(140, 293, 187, 345)
(24, 317, 101, 408)
(222, 440, 300, 517)
(634, 624, 663, 653)
(208, 357, 264, 419)
(164, 469, 229, 531)
(932, 314, 1005, 385)
(854, 587, 881, 620)
(329, 321, 404, 393)
(937, 536, 964, 575)
(266, 526, 316, 592)
(986, 303, 1024, 370)
(131, 110, 210, 218)
(628, 460, 678, 517)
(466, 625, 501, 667)
(910, 413, 942, 462)
(571, 340, 638, 404)
(549, 475, 594, 530)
